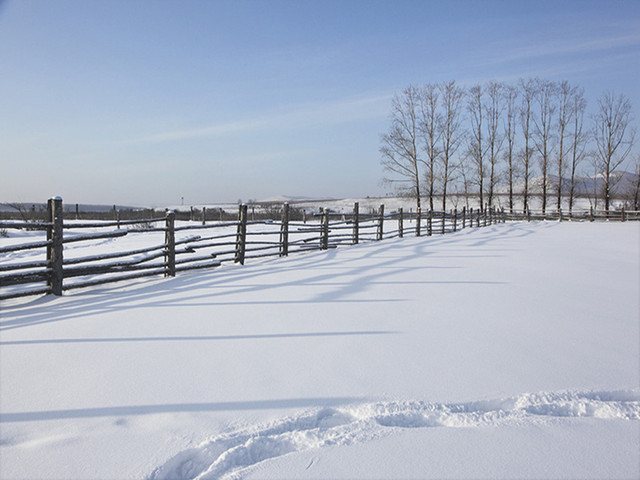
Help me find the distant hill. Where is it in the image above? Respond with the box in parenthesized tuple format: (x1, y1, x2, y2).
(0, 202, 141, 213)
(257, 195, 337, 204)
(505, 171, 639, 197)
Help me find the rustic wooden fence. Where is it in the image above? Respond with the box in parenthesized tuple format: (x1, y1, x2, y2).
(0, 198, 509, 301)
(503, 206, 640, 222)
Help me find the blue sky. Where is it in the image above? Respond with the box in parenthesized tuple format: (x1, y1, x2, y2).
(1, 0, 638, 206)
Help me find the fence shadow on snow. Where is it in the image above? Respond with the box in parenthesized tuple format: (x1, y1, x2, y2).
(0, 221, 545, 335)
(1, 197, 635, 303)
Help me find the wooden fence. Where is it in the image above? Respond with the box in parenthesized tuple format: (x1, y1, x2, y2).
(0, 198, 509, 301)
(503, 206, 640, 222)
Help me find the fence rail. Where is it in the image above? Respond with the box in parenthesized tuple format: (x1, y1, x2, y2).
(504, 206, 640, 222)
(3, 197, 636, 301)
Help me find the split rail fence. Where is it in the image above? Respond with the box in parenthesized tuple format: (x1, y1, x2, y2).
(1, 198, 506, 301)
(504, 207, 640, 222)
(3, 198, 637, 301)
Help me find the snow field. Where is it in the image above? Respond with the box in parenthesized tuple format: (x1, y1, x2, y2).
(0, 221, 639, 479)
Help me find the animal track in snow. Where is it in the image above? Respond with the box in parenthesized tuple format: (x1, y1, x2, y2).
(147, 389, 639, 480)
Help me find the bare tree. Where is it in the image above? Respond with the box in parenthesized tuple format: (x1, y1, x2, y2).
(467, 84, 487, 210)
(519, 78, 537, 213)
(631, 154, 640, 210)
(1, 203, 38, 223)
(485, 81, 505, 207)
(592, 91, 636, 212)
(568, 88, 587, 214)
(419, 83, 441, 211)
(458, 158, 473, 210)
(555, 81, 577, 211)
(503, 85, 518, 213)
(533, 79, 557, 215)
(438, 81, 465, 211)
(380, 86, 424, 213)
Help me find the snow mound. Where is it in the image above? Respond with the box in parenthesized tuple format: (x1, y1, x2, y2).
(148, 389, 640, 480)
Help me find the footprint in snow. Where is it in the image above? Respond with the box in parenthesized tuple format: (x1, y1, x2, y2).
(147, 389, 640, 480)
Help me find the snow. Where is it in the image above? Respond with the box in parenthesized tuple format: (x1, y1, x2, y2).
(1, 221, 639, 479)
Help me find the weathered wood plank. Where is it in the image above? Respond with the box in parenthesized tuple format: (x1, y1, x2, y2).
(280, 202, 289, 257)
(0, 271, 50, 287)
(0, 260, 50, 272)
(0, 240, 51, 254)
(63, 244, 167, 265)
(165, 211, 176, 276)
(47, 197, 64, 296)
(235, 204, 248, 265)
(0, 286, 52, 301)
(62, 230, 128, 243)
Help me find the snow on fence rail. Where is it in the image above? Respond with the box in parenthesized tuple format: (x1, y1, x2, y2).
(503, 206, 640, 222)
(11, 196, 627, 301)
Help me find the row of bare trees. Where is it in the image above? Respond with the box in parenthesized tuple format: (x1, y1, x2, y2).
(380, 79, 638, 214)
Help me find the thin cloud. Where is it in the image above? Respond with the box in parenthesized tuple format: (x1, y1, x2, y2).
(500, 32, 640, 63)
(132, 94, 392, 144)
(459, 49, 637, 87)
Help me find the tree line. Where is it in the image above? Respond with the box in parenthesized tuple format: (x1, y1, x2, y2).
(380, 79, 638, 214)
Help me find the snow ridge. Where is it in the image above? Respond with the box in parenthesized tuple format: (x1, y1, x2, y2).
(147, 389, 639, 480)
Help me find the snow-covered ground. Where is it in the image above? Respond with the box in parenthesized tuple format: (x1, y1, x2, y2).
(0, 221, 639, 479)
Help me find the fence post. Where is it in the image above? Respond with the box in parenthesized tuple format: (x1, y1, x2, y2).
(398, 207, 404, 238)
(424, 209, 429, 236)
(621, 208, 625, 222)
(321, 208, 329, 250)
(462, 206, 466, 229)
(590, 206, 594, 222)
(558, 208, 563, 222)
(202, 207, 207, 225)
(165, 210, 176, 277)
(527, 207, 531, 222)
(377, 204, 384, 240)
(353, 202, 359, 244)
(416, 208, 421, 237)
(441, 210, 446, 234)
(453, 208, 457, 232)
(46, 197, 64, 296)
(75, 203, 79, 220)
(235, 204, 248, 264)
(280, 202, 289, 256)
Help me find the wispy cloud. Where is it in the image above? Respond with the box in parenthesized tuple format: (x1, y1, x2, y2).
(459, 49, 639, 87)
(498, 32, 640, 64)
(132, 94, 392, 144)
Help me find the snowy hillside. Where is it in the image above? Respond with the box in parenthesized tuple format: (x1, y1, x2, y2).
(0, 221, 638, 479)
